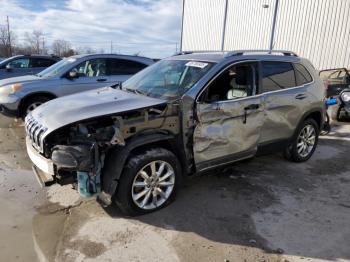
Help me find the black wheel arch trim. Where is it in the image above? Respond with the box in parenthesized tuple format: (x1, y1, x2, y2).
(296, 107, 325, 134)
(19, 91, 57, 113)
(102, 132, 183, 196)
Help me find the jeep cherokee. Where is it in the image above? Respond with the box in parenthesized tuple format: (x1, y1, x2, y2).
(25, 50, 325, 215)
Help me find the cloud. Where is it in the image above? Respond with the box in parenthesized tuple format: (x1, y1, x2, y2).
(0, 0, 182, 58)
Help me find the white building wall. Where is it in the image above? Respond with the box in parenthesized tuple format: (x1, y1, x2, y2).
(181, 0, 227, 51)
(181, 0, 350, 69)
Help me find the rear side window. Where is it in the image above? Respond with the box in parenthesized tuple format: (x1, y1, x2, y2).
(108, 59, 147, 75)
(294, 63, 313, 85)
(30, 58, 57, 68)
(262, 61, 296, 92)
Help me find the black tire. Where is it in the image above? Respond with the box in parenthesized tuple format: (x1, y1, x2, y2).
(284, 118, 319, 162)
(21, 96, 51, 119)
(113, 148, 182, 216)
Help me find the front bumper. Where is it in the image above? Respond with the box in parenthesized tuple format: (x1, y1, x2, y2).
(26, 137, 55, 186)
(0, 94, 21, 117)
(0, 104, 20, 117)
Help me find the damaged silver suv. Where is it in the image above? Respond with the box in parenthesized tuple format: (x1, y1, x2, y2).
(25, 50, 325, 215)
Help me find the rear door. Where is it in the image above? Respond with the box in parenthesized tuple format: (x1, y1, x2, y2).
(193, 61, 264, 171)
(60, 58, 110, 96)
(107, 58, 148, 85)
(30, 58, 57, 75)
(260, 61, 313, 144)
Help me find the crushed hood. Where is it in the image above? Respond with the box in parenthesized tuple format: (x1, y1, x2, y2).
(0, 75, 41, 87)
(30, 87, 166, 133)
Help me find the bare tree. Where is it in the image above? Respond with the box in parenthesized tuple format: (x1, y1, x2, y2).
(24, 30, 46, 54)
(52, 39, 75, 57)
(76, 46, 97, 54)
(0, 25, 15, 57)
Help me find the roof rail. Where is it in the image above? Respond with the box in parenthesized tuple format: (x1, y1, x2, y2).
(226, 50, 298, 57)
(173, 50, 226, 56)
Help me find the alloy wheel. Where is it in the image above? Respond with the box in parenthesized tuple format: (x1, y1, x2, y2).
(131, 160, 175, 210)
(26, 102, 43, 115)
(297, 124, 316, 158)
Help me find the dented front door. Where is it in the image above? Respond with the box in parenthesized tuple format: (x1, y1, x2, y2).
(193, 96, 264, 171)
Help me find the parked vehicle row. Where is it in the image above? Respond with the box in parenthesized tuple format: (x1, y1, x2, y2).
(23, 50, 325, 215)
(0, 54, 154, 118)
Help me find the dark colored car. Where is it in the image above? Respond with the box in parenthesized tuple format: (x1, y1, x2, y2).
(0, 54, 60, 80)
(319, 68, 350, 121)
(319, 68, 350, 97)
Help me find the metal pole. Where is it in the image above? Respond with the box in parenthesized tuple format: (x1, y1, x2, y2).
(6, 16, 12, 56)
(179, 0, 185, 52)
(221, 0, 228, 51)
(269, 0, 279, 53)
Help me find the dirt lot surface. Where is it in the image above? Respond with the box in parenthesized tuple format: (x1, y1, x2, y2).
(0, 114, 349, 262)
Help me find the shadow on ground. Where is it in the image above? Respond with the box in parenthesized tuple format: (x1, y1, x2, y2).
(103, 123, 350, 261)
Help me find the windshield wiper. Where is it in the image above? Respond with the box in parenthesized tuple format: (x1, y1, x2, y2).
(124, 87, 147, 96)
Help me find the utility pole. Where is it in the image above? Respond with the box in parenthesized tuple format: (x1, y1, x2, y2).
(179, 0, 185, 52)
(110, 40, 113, 53)
(221, 0, 228, 51)
(6, 16, 12, 56)
(268, 0, 280, 53)
(42, 37, 45, 54)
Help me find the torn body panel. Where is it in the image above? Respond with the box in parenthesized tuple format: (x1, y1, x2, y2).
(28, 102, 180, 200)
(193, 96, 265, 171)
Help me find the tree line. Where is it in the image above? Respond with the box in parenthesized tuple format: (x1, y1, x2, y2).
(0, 26, 103, 58)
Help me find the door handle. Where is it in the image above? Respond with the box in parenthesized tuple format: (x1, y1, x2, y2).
(295, 93, 307, 100)
(243, 104, 260, 124)
(97, 78, 107, 82)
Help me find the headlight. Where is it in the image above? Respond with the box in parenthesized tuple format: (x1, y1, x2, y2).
(0, 83, 23, 95)
(341, 92, 350, 102)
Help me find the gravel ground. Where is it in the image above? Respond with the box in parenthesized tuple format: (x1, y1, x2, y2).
(0, 114, 349, 262)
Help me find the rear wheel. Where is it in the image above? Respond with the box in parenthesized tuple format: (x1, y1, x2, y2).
(284, 118, 319, 162)
(114, 148, 182, 216)
(22, 96, 51, 119)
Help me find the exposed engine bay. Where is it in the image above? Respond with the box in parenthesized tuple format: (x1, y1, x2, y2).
(32, 104, 180, 198)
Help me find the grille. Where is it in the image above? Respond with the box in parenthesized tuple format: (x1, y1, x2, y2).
(25, 114, 48, 153)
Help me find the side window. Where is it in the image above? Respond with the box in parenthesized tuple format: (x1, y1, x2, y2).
(203, 63, 257, 103)
(262, 61, 296, 92)
(70, 59, 107, 77)
(108, 59, 147, 75)
(30, 58, 56, 68)
(294, 63, 313, 86)
(8, 58, 30, 68)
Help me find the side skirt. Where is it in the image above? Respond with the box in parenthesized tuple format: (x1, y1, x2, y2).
(256, 138, 291, 156)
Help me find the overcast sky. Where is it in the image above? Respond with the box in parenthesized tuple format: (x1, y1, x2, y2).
(0, 0, 182, 58)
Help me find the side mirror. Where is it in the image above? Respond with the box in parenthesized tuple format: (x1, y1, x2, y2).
(68, 71, 78, 79)
(5, 64, 13, 72)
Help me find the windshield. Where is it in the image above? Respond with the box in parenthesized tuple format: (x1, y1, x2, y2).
(0, 57, 12, 66)
(37, 58, 77, 78)
(121, 59, 214, 99)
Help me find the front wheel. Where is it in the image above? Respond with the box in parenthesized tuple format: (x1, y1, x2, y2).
(114, 148, 182, 216)
(284, 118, 319, 162)
(22, 96, 51, 119)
